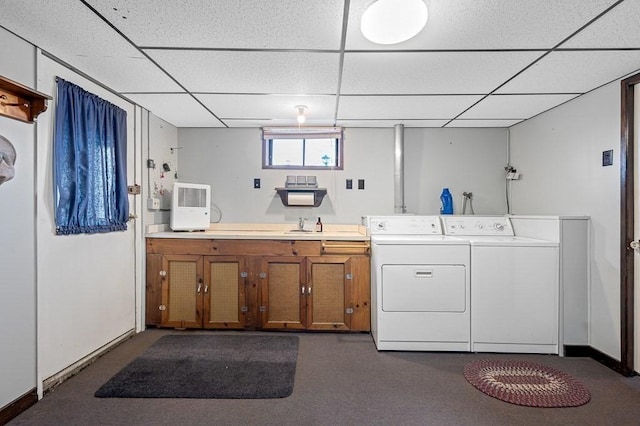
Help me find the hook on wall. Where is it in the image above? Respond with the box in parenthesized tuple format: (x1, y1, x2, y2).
(170, 147, 183, 154)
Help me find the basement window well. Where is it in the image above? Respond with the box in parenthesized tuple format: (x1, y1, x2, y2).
(262, 127, 343, 170)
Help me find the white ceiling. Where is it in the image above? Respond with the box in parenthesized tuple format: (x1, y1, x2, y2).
(1, 0, 639, 128)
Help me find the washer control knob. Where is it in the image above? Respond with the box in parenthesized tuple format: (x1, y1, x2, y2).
(494, 223, 505, 231)
(376, 222, 386, 230)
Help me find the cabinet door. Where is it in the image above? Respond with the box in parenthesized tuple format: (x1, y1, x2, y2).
(260, 257, 306, 330)
(203, 256, 246, 329)
(161, 254, 203, 329)
(348, 256, 371, 332)
(145, 253, 163, 326)
(306, 256, 350, 331)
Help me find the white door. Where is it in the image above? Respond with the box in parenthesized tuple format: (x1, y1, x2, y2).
(36, 53, 139, 387)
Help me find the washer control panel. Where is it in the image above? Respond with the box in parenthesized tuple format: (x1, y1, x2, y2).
(442, 216, 514, 236)
(365, 216, 442, 235)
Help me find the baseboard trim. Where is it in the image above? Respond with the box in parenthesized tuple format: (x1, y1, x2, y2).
(564, 345, 632, 376)
(43, 329, 136, 393)
(0, 388, 37, 425)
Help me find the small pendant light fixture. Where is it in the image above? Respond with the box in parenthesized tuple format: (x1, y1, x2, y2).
(296, 105, 307, 125)
(361, 0, 428, 45)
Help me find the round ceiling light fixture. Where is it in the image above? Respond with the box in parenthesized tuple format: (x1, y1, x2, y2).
(361, 0, 428, 45)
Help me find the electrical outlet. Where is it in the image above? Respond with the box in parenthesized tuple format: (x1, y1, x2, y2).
(146, 159, 156, 169)
(254, 178, 261, 188)
(602, 150, 613, 166)
(346, 179, 352, 189)
(358, 179, 365, 190)
(147, 198, 160, 210)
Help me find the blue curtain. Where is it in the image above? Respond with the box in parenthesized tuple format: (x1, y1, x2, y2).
(54, 78, 129, 235)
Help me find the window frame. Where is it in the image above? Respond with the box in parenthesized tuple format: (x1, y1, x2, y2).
(261, 127, 344, 170)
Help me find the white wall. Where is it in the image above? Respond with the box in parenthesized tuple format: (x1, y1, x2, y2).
(404, 128, 508, 214)
(142, 111, 177, 226)
(509, 81, 622, 359)
(176, 127, 509, 224)
(177, 127, 396, 224)
(0, 27, 37, 409)
(35, 52, 139, 382)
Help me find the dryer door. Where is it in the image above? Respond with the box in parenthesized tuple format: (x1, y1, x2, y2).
(381, 264, 466, 312)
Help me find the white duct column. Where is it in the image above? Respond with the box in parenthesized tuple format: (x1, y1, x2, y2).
(394, 124, 406, 213)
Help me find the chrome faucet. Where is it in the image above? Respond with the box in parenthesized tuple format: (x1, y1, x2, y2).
(298, 217, 307, 231)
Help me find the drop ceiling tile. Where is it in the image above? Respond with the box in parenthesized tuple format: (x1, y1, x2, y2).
(346, 0, 616, 50)
(496, 50, 640, 94)
(563, 1, 640, 48)
(126, 93, 226, 127)
(459, 94, 579, 120)
(70, 56, 182, 93)
(445, 119, 524, 128)
(0, 1, 182, 93)
(146, 50, 340, 94)
(195, 94, 336, 121)
(336, 119, 449, 128)
(338, 95, 483, 120)
(341, 51, 541, 95)
(87, 0, 345, 50)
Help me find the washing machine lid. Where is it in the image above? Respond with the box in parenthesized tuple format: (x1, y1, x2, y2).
(371, 235, 468, 245)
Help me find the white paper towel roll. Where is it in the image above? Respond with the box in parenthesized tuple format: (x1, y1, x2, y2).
(287, 192, 315, 206)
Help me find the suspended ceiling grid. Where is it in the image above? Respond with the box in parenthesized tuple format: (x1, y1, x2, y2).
(1, 0, 639, 128)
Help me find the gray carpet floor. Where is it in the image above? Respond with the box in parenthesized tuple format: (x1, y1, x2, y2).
(8, 329, 640, 426)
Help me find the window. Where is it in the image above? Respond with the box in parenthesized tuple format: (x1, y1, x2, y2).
(262, 127, 343, 170)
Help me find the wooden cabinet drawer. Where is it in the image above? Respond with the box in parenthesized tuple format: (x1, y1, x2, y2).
(321, 240, 370, 255)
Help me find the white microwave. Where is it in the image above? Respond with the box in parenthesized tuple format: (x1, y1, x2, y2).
(170, 182, 211, 231)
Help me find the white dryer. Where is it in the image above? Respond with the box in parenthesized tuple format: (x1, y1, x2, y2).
(442, 216, 560, 354)
(367, 216, 470, 351)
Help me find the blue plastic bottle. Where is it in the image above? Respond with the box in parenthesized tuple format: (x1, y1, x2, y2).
(440, 188, 453, 214)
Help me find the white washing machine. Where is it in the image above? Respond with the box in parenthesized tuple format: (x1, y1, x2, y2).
(442, 216, 560, 354)
(367, 216, 470, 351)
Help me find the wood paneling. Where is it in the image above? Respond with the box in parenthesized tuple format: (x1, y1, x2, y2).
(146, 237, 370, 332)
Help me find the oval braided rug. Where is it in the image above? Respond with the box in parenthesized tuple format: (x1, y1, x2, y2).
(463, 359, 591, 407)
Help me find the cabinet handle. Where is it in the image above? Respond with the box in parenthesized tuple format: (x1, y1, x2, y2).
(301, 285, 306, 295)
(196, 278, 203, 294)
(308, 286, 312, 295)
(204, 285, 208, 294)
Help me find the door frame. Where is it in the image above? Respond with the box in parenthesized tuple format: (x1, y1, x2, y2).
(620, 71, 640, 376)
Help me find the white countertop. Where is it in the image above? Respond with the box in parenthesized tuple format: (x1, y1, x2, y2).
(146, 223, 370, 241)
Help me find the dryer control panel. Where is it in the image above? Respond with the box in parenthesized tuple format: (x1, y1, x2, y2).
(365, 216, 442, 235)
(442, 216, 515, 236)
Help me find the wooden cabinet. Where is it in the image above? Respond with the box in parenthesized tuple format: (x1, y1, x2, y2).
(203, 256, 247, 329)
(260, 256, 306, 330)
(161, 254, 203, 329)
(146, 253, 247, 329)
(146, 238, 370, 332)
